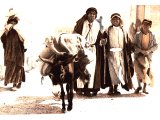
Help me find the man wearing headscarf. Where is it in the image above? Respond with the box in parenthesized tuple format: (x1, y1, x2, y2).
(100, 13, 134, 95)
(133, 19, 158, 94)
(0, 8, 27, 91)
(73, 7, 102, 96)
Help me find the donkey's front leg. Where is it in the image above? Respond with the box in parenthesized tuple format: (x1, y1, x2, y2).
(66, 82, 73, 111)
(60, 84, 66, 113)
(66, 63, 74, 111)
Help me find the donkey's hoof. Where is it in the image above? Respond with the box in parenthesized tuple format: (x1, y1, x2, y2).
(61, 108, 66, 113)
(67, 105, 72, 111)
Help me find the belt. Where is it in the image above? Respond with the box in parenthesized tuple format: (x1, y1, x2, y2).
(110, 48, 122, 52)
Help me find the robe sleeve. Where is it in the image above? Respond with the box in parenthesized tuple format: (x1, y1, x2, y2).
(148, 34, 158, 53)
(14, 25, 28, 49)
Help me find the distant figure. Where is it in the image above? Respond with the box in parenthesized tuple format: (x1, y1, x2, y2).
(96, 16, 104, 33)
(132, 19, 158, 94)
(0, 8, 27, 91)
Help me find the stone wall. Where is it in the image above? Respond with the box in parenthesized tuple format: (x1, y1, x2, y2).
(131, 5, 160, 42)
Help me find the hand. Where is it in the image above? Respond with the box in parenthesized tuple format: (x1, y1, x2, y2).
(24, 49, 27, 52)
(143, 50, 150, 55)
(85, 42, 90, 48)
(5, 24, 14, 31)
(134, 47, 142, 54)
(100, 38, 107, 46)
(139, 50, 148, 56)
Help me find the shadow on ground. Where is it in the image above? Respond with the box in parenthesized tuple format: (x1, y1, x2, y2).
(0, 96, 62, 114)
(0, 87, 13, 92)
(74, 92, 146, 99)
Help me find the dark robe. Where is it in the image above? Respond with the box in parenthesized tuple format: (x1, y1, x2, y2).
(101, 26, 134, 90)
(1, 28, 25, 86)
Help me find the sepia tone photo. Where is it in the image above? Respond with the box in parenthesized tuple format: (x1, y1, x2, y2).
(0, 0, 160, 119)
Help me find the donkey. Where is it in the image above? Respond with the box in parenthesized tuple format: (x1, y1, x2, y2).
(38, 33, 90, 113)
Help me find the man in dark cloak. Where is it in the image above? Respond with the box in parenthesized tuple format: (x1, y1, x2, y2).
(100, 13, 134, 95)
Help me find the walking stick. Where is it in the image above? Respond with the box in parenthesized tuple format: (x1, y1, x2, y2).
(103, 44, 106, 85)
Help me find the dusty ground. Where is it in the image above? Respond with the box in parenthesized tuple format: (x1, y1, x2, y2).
(0, 69, 160, 120)
(0, 48, 160, 120)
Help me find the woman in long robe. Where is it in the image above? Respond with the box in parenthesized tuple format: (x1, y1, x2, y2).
(1, 9, 26, 90)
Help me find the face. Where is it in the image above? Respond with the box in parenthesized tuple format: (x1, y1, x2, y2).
(87, 11, 96, 23)
(10, 21, 17, 25)
(142, 23, 150, 34)
(111, 16, 120, 27)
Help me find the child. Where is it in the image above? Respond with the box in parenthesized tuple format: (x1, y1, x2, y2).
(133, 19, 158, 94)
(101, 13, 134, 95)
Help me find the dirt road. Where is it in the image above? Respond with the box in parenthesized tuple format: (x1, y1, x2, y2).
(0, 49, 160, 120)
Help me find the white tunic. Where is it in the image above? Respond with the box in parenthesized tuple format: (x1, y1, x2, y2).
(77, 20, 100, 88)
(108, 26, 125, 85)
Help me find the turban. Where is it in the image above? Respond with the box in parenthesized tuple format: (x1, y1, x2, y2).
(86, 7, 97, 15)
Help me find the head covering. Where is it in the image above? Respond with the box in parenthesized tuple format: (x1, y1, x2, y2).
(6, 8, 16, 17)
(142, 19, 152, 26)
(73, 7, 97, 34)
(86, 7, 97, 15)
(110, 13, 123, 26)
(6, 8, 19, 24)
(111, 13, 121, 19)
